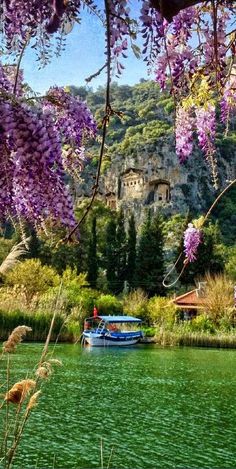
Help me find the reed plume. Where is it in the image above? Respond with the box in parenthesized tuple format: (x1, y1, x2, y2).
(3, 325, 32, 353)
(35, 365, 52, 379)
(0, 238, 30, 276)
(27, 390, 41, 411)
(5, 379, 36, 405)
(35, 359, 62, 379)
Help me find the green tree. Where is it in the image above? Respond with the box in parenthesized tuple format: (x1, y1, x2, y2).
(28, 228, 40, 259)
(105, 218, 118, 294)
(135, 211, 165, 297)
(116, 210, 127, 294)
(126, 214, 136, 289)
(6, 259, 59, 304)
(177, 222, 224, 286)
(87, 216, 98, 289)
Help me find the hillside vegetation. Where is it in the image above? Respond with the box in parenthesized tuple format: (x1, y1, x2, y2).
(69, 80, 236, 245)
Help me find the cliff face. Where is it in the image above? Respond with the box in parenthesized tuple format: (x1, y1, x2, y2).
(72, 82, 236, 224)
(82, 136, 235, 226)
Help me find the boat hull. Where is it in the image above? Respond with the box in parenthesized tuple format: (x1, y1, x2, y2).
(82, 332, 142, 347)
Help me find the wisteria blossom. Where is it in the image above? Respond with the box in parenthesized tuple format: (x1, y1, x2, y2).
(0, 64, 96, 229)
(175, 106, 194, 163)
(220, 71, 236, 126)
(183, 223, 202, 263)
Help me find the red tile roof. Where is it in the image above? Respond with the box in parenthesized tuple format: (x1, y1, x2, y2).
(173, 289, 207, 309)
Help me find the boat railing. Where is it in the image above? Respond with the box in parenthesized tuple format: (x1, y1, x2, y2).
(95, 319, 107, 334)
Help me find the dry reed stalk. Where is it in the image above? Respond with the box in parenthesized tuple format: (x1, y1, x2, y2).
(2, 283, 64, 469)
(3, 326, 32, 353)
(100, 437, 104, 469)
(38, 281, 63, 367)
(5, 380, 36, 405)
(106, 446, 115, 469)
(4, 384, 40, 469)
(1, 354, 10, 467)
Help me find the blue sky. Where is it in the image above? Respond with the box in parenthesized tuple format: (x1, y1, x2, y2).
(21, 5, 149, 95)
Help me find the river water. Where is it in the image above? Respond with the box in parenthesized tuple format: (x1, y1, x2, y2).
(2, 344, 236, 468)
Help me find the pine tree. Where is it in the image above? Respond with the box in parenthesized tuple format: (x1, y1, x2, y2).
(105, 218, 118, 294)
(28, 228, 41, 259)
(87, 216, 98, 289)
(116, 209, 127, 294)
(176, 222, 224, 286)
(126, 213, 136, 289)
(135, 211, 165, 297)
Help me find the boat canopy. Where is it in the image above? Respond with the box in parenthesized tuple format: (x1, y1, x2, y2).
(86, 315, 142, 323)
(99, 315, 142, 323)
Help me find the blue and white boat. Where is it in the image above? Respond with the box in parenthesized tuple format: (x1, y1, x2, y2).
(82, 315, 143, 346)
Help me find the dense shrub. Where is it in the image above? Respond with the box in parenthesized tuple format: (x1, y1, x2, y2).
(147, 296, 177, 328)
(203, 274, 235, 325)
(122, 289, 149, 322)
(96, 294, 123, 316)
(188, 314, 215, 333)
(6, 259, 59, 303)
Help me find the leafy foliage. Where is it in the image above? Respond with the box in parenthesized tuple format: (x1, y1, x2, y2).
(135, 211, 165, 297)
(203, 274, 235, 326)
(6, 259, 59, 303)
(87, 216, 98, 289)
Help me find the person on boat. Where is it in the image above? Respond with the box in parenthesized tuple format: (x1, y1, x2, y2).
(93, 305, 98, 317)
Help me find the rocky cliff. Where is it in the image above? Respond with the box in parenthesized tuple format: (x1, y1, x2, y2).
(76, 135, 236, 227)
(71, 81, 236, 225)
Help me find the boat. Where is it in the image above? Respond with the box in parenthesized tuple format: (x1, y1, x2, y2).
(82, 315, 143, 346)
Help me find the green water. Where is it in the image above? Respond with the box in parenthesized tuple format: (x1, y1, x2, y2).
(1, 344, 236, 469)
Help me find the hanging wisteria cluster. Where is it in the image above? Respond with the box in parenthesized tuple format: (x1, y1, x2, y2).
(0, 64, 96, 229)
(183, 223, 202, 263)
(139, 1, 235, 185)
(44, 87, 97, 177)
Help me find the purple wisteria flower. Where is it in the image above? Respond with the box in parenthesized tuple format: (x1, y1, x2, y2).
(220, 73, 236, 125)
(183, 223, 202, 262)
(195, 104, 216, 158)
(175, 106, 193, 162)
(0, 64, 96, 230)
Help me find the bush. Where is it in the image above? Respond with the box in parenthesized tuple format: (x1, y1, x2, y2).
(203, 274, 235, 325)
(147, 296, 177, 328)
(189, 314, 215, 333)
(122, 289, 149, 322)
(61, 268, 88, 288)
(96, 294, 123, 315)
(6, 259, 59, 303)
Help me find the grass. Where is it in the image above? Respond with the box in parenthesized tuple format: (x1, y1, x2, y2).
(154, 328, 236, 348)
(0, 309, 74, 343)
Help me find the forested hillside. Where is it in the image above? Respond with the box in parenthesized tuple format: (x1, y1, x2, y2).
(69, 81, 236, 246)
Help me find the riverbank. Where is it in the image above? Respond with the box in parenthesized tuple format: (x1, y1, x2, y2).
(1, 311, 236, 348)
(141, 330, 236, 348)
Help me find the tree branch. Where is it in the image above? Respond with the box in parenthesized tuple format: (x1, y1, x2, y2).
(151, 0, 207, 22)
(64, 0, 112, 242)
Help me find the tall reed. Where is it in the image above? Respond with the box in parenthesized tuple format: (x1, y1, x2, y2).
(0, 283, 66, 469)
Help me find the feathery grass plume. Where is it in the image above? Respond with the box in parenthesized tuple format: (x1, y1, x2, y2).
(48, 359, 62, 366)
(0, 237, 30, 276)
(35, 365, 52, 379)
(3, 325, 32, 353)
(35, 359, 62, 379)
(5, 379, 36, 404)
(27, 390, 41, 411)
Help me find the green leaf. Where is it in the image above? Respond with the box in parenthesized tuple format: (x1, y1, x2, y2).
(131, 43, 141, 59)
